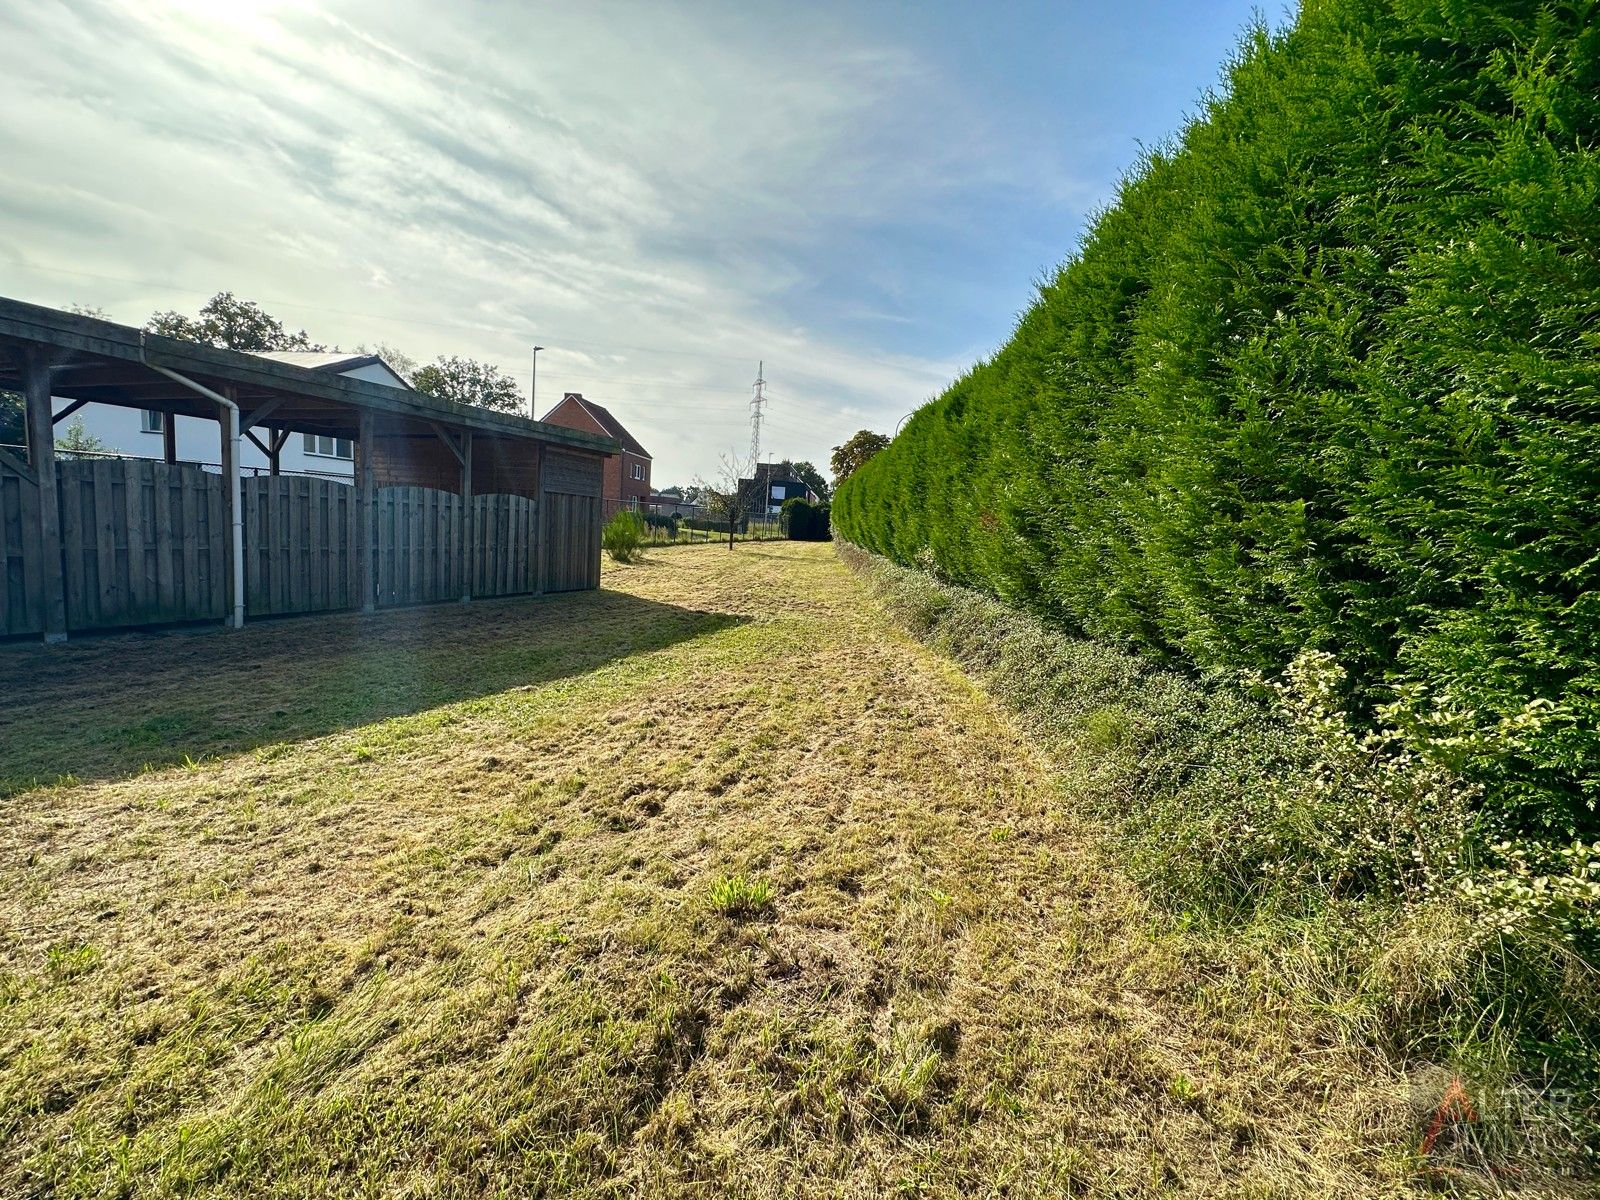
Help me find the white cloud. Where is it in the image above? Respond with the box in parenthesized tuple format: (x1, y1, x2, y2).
(0, 0, 1057, 481)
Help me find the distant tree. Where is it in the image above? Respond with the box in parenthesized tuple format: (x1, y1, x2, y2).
(147, 292, 323, 352)
(411, 356, 524, 412)
(67, 303, 110, 319)
(830, 430, 890, 485)
(353, 341, 419, 383)
(56, 417, 107, 460)
(792, 459, 830, 500)
(680, 484, 702, 505)
(0, 391, 22, 446)
(695, 456, 753, 551)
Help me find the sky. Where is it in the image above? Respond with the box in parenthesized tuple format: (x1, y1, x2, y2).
(0, 0, 1272, 486)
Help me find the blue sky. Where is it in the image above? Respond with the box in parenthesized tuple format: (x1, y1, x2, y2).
(0, 0, 1272, 483)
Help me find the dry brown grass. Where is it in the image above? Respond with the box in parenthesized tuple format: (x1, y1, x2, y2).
(0, 542, 1460, 1196)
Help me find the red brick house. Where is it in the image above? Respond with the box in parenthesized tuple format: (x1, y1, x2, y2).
(539, 393, 651, 511)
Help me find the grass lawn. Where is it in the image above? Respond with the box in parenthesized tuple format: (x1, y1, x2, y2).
(2, 542, 1426, 1197)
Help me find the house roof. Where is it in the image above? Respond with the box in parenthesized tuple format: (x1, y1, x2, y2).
(544, 393, 651, 459)
(0, 296, 618, 455)
(251, 350, 386, 372)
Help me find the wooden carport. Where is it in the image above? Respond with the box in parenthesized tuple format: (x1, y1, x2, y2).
(0, 298, 616, 642)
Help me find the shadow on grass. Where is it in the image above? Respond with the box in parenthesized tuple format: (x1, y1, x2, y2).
(0, 589, 746, 796)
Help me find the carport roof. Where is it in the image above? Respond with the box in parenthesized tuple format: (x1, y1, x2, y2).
(0, 296, 618, 453)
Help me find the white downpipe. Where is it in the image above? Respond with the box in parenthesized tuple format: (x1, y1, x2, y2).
(139, 336, 245, 629)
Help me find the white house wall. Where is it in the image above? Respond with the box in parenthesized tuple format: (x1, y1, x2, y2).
(51, 400, 356, 478)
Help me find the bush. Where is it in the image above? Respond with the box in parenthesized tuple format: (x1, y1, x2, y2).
(601, 511, 646, 562)
(781, 497, 830, 541)
(684, 516, 733, 534)
(643, 512, 679, 538)
(832, 0, 1600, 836)
(841, 542, 1600, 1156)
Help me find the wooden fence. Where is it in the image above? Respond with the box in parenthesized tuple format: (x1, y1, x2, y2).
(59, 459, 228, 631)
(1, 456, 43, 637)
(545, 492, 601, 592)
(372, 488, 541, 607)
(0, 458, 599, 637)
(244, 475, 360, 617)
(470, 493, 539, 598)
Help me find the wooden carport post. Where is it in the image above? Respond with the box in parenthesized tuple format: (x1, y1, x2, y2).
(460, 429, 473, 603)
(220, 385, 243, 629)
(357, 409, 376, 613)
(23, 347, 66, 643)
(534, 442, 547, 596)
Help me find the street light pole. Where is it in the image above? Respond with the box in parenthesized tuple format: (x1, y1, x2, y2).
(530, 345, 545, 419)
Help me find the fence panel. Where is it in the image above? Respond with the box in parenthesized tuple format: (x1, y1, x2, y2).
(0, 456, 43, 637)
(544, 492, 600, 593)
(58, 459, 226, 630)
(471, 494, 538, 597)
(243, 475, 360, 616)
(374, 486, 462, 608)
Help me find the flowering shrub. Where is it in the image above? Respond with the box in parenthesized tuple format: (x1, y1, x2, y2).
(843, 542, 1600, 1138)
(1459, 840, 1600, 942)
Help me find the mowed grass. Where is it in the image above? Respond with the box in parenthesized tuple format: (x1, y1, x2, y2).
(2, 543, 1426, 1197)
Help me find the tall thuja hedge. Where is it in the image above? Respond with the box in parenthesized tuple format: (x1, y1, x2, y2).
(834, 0, 1600, 833)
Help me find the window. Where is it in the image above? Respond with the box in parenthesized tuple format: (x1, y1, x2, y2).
(141, 409, 165, 434)
(302, 433, 353, 459)
(631, 462, 645, 480)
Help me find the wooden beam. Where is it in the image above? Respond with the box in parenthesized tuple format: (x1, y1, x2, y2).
(429, 421, 466, 466)
(0, 445, 36, 484)
(24, 347, 66, 642)
(163, 414, 177, 464)
(240, 395, 286, 432)
(244, 429, 272, 457)
(50, 397, 90, 425)
(0, 296, 618, 455)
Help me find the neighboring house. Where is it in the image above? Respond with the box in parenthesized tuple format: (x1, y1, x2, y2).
(644, 491, 697, 518)
(50, 350, 410, 477)
(740, 462, 818, 516)
(539, 392, 651, 510)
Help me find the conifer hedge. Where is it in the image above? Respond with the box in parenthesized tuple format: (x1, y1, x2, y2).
(833, 0, 1600, 834)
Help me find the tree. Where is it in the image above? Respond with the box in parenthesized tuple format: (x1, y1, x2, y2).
(792, 459, 829, 501)
(353, 341, 418, 383)
(829, 430, 889, 485)
(56, 417, 107, 460)
(411, 356, 524, 412)
(0, 390, 22, 446)
(695, 455, 753, 551)
(147, 292, 323, 352)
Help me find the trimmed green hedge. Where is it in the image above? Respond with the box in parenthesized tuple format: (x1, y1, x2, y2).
(833, 0, 1600, 835)
(782, 498, 831, 541)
